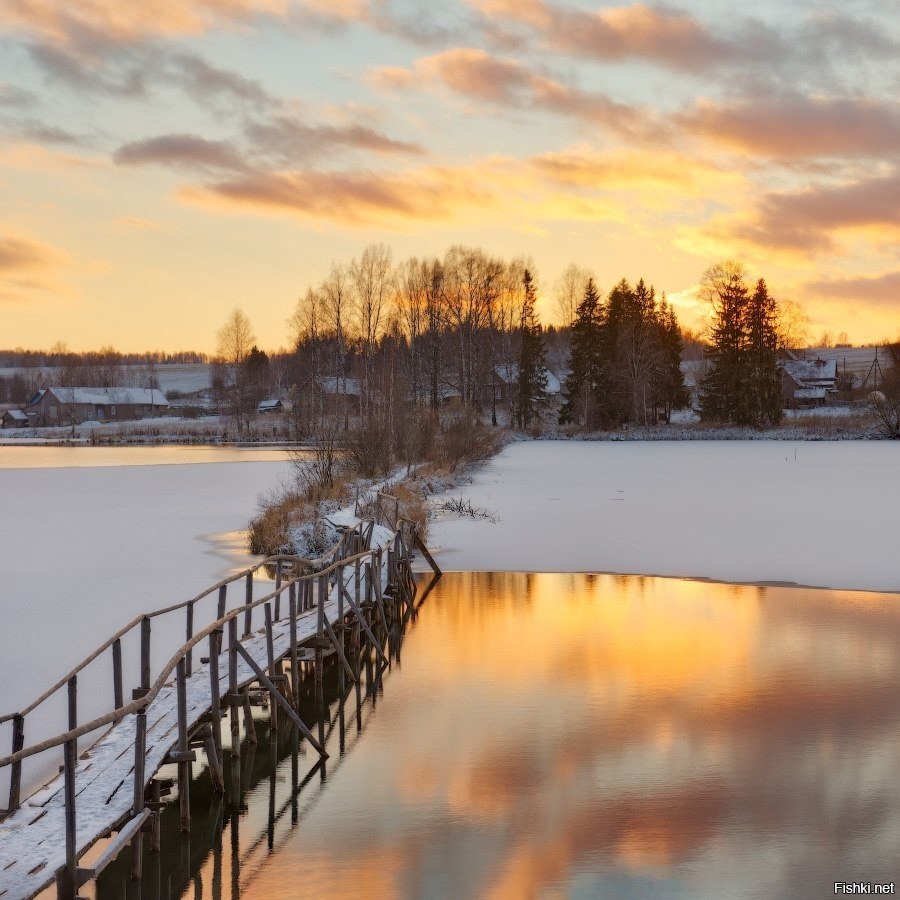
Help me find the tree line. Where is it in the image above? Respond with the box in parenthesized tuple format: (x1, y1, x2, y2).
(213, 244, 697, 436)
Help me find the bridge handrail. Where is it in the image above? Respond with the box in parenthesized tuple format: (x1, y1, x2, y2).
(0, 493, 415, 767)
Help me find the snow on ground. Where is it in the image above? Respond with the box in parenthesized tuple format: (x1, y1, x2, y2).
(0, 450, 293, 789)
(426, 440, 900, 593)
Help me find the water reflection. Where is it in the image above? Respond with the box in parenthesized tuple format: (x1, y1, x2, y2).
(103, 573, 900, 899)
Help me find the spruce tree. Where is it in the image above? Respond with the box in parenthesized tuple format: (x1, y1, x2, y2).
(515, 268, 548, 429)
(744, 279, 782, 427)
(700, 263, 750, 423)
(560, 278, 603, 427)
(701, 264, 784, 427)
(657, 299, 690, 421)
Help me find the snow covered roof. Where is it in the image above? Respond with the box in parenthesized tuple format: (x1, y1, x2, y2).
(794, 387, 828, 400)
(316, 375, 361, 396)
(494, 364, 562, 394)
(44, 387, 169, 406)
(3, 408, 28, 421)
(257, 398, 282, 411)
(780, 358, 838, 386)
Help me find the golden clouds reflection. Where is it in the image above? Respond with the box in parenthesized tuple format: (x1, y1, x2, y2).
(207, 573, 900, 900)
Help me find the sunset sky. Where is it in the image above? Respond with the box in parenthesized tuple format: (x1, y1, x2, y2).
(1, 0, 899, 352)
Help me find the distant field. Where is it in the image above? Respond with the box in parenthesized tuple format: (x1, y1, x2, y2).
(0, 363, 212, 394)
(806, 346, 886, 379)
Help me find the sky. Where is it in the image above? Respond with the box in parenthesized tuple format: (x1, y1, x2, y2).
(1, 0, 899, 352)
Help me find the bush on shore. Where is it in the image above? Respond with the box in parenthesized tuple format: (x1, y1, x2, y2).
(247, 410, 507, 557)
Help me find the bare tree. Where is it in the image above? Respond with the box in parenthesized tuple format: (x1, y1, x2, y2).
(217, 307, 256, 433)
(776, 299, 810, 352)
(351, 243, 393, 415)
(553, 263, 593, 327)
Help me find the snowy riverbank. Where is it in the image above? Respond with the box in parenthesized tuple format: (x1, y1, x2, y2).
(425, 440, 899, 593)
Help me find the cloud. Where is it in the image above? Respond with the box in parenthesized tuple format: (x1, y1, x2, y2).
(530, 146, 734, 196)
(1, 1, 298, 45)
(807, 270, 900, 307)
(244, 114, 424, 165)
(182, 165, 495, 227)
(0, 83, 35, 107)
(468, 1, 899, 76)
(166, 53, 274, 108)
(0, 231, 70, 301)
(370, 48, 649, 137)
(467, 0, 760, 73)
(113, 134, 248, 172)
(681, 92, 900, 159)
(742, 172, 900, 251)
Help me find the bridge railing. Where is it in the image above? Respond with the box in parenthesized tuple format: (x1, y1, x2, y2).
(0, 493, 434, 898)
(0, 492, 425, 810)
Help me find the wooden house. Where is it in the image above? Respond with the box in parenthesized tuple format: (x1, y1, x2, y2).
(25, 387, 169, 426)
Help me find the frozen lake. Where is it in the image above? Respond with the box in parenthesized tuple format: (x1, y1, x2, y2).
(0, 446, 296, 786)
(428, 440, 900, 593)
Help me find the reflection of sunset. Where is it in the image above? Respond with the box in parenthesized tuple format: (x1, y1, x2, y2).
(189, 573, 900, 900)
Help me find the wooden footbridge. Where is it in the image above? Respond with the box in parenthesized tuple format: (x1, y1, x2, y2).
(0, 493, 440, 900)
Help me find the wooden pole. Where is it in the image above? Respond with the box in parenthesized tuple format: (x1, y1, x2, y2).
(137, 616, 151, 699)
(289, 586, 299, 708)
(185, 602, 195, 677)
(264, 603, 277, 730)
(208, 630, 223, 782)
(59, 735, 77, 900)
(112, 638, 123, 710)
(243, 572, 253, 637)
(131, 710, 147, 879)
(217, 583, 227, 619)
(7, 713, 23, 812)
(176, 657, 191, 832)
(274, 560, 282, 620)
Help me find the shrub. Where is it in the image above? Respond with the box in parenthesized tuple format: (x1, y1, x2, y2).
(436, 415, 506, 472)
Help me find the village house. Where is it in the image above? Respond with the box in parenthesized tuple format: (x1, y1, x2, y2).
(1, 408, 29, 428)
(778, 356, 838, 407)
(256, 398, 284, 414)
(25, 387, 170, 426)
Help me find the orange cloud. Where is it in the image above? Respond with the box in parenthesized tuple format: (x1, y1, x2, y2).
(0, 0, 365, 45)
(369, 48, 648, 136)
(682, 93, 900, 159)
(0, 231, 71, 301)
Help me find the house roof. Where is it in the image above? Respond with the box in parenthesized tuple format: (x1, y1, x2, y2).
(43, 387, 169, 406)
(257, 398, 282, 410)
(494, 364, 562, 395)
(3, 408, 28, 421)
(780, 358, 838, 385)
(316, 376, 361, 396)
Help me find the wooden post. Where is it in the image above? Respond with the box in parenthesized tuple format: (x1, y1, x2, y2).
(217, 583, 227, 619)
(67, 674, 77, 732)
(7, 713, 24, 812)
(112, 638, 123, 710)
(264, 603, 277, 730)
(317, 573, 326, 639)
(176, 657, 191, 832)
(243, 572, 253, 637)
(204, 726, 224, 795)
(138, 616, 151, 699)
(59, 735, 77, 899)
(274, 560, 282, 621)
(131, 709, 147, 879)
(209, 629, 223, 775)
(228, 617, 240, 758)
(185, 602, 195, 677)
(355, 559, 361, 602)
(289, 583, 299, 707)
(149, 780, 162, 852)
(243, 694, 257, 746)
(337, 565, 345, 622)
